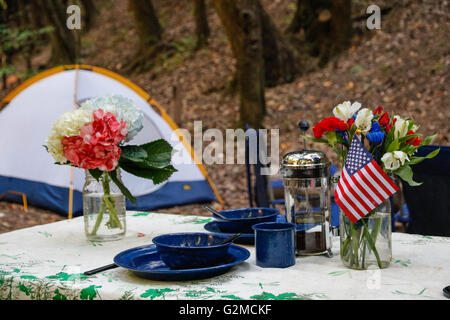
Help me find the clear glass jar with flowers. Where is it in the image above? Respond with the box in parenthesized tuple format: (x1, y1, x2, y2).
(304, 101, 439, 269)
(45, 95, 176, 241)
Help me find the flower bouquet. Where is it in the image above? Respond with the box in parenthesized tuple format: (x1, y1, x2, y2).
(305, 101, 439, 269)
(45, 94, 176, 241)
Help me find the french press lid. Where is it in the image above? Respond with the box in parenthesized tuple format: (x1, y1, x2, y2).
(280, 150, 330, 178)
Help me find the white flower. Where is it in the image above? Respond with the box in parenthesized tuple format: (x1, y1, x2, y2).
(393, 151, 409, 165)
(381, 151, 409, 171)
(355, 108, 374, 134)
(333, 101, 361, 121)
(80, 94, 143, 142)
(45, 108, 93, 163)
(393, 115, 409, 139)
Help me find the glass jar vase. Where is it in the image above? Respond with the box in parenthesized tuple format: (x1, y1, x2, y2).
(83, 170, 126, 241)
(339, 199, 391, 269)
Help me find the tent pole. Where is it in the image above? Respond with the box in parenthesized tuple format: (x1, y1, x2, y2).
(68, 66, 79, 219)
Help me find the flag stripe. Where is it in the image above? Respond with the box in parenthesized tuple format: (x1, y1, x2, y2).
(355, 171, 382, 204)
(335, 136, 399, 222)
(370, 161, 399, 192)
(367, 162, 397, 195)
(337, 182, 365, 217)
(347, 171, 378, 209)
(342, 168, 373, 215)
(363, 166, 390, 198)
(334, 189, 359, 223)
(359, 167, 387, 200)
(335, 186, 361, 220)
(335, 197, 358, 223)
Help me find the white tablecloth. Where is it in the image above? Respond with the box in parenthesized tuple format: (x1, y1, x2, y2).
(0, 211, 449, 300)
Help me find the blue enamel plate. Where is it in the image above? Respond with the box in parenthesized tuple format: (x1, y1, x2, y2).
(113, 244, 250, 281)
(204, 214, 288, 245)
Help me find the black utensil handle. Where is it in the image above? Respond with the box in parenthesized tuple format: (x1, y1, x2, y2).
(219, 233, 241, 245)
(203, 205, 228, 220)
(84, 263, 118, 276)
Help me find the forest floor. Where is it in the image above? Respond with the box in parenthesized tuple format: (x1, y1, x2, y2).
(0, 0, 448, 233)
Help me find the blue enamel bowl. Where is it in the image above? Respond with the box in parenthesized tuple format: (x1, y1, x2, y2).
(213, 207, 279, 233)
(152, 232, 232, 269)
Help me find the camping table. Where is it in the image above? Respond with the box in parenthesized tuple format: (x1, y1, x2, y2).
(0, 211, 449, 300)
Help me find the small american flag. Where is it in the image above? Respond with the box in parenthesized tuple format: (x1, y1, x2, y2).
(335, 136, 399, 223)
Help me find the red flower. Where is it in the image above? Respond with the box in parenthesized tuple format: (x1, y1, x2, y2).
(347, 117, 355, 127)
(62, 109, 128, 171)
(313, 117, 348, 138)
(406, 130, 422, 146)
(385, 117, 396, 133)
(378, 112, 390, 126)
(374, 106, 384, 115)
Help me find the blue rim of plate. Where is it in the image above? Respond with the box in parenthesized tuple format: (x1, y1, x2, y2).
(204, 214, 288, 245)
(113, 244, 250, 281)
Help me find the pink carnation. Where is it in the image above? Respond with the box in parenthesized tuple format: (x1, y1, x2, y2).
(62, 109, 128, 171)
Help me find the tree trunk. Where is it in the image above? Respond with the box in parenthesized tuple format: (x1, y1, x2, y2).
(80, 0, 99, 31)
(330, 0, 352, 56)
(286, 0, 352, 66)
(129, 0, 162, 49)
(127, 0, 165, 72)
(17, 0, 35, 72)
(193, 0, 210, 50)
(260, 7, 297, 86)
(213, 0, 266, 129)
(37, 0, 78, 65)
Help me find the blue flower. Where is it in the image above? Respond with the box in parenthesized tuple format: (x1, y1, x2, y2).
(336, 129, 348, 143)
(367, 122, 384, 145)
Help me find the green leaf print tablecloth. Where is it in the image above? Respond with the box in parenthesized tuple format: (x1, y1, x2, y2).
(0, 211, 449, 300)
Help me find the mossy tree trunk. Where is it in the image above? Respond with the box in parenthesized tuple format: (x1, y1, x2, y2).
(213, 0, 266, 129)
(193, 0, 210, 50)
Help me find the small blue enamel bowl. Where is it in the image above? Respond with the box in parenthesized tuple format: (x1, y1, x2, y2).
(152, 232, 232, 269)
(213, 207, 279, 233)
(252, 222, 296, 268)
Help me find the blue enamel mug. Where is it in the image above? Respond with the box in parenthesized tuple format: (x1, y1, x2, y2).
(252, 222, 296, 268)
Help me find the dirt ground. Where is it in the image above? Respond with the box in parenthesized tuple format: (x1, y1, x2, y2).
(0, 0, 447, 233)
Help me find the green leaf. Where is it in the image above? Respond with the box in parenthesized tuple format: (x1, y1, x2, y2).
(408, 148, 440, 166)
(302, 135, 329, 144)
(119, 162, 177, 185)
(120, 145, 148, 163)
(109, 170, 137, 204)
(139, 139, 174, 168)
(398, 133, 421, 144)
(393, 165, 422, 186)
(325, 131, 337, 146)
(88, 169, 103, 181)
(419, 134, 436, 147)
(386, 139, 400, 153)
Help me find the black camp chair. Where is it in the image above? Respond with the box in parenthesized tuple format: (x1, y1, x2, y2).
(244, 128, 282, 208)
(244, 126, 340, 227)
(402, 145, 450, 236)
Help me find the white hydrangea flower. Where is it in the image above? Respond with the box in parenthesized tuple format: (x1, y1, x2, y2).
(45, 108, 93, 163)
(381, 151, 409, 171)
(355, 108, 374, 134)
(80, 94, 143, 142)
(333, 101, 361, 121)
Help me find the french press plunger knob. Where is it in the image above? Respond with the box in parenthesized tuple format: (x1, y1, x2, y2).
(298, 120, 310, 149)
